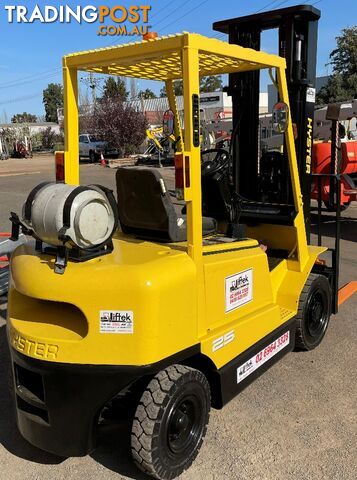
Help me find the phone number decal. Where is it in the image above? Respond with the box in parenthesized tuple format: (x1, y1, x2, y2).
(237, 331, 290, 384)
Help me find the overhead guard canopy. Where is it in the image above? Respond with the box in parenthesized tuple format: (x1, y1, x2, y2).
(63, 32, 286, 80)
(213, 4, 321, 34)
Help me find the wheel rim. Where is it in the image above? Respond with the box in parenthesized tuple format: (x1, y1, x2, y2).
(167, 395, 200, 455)
(306, 290, 328, 338)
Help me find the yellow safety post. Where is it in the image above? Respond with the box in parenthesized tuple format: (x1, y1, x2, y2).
(63, 61, 79, 185)
(277, 66, 309, 269)
(182, 45, 202, 263)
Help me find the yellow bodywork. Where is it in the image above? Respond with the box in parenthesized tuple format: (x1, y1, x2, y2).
(8, 33, 326, 369)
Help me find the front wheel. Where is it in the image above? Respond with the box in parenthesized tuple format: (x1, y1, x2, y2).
(89, 151, 96, 163)
(131, 365, 210, 480)
(294, 273, 332, 351)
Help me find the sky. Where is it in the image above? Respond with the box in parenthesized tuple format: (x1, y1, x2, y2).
(0, 0, 356, 121)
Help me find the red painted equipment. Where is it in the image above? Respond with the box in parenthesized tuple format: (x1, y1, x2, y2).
(311, 101, 357, 211)
(312, 141, 357, 209)
(341, 142, 357, 175)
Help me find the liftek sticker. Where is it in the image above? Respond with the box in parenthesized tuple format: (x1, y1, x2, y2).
(100, 310, 134, 334)
(306, 87, 316, 103)
(225, 268, 253, 313)
(237, 331, 290, 383)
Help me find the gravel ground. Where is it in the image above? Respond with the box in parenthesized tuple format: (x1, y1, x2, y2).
(0, 155, 356, 480)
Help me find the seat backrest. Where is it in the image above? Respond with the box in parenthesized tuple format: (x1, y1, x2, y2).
(116, 167, 184, 242)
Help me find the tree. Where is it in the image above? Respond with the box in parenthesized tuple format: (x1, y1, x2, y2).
(43, 83, 63, 122)
(102, 76, 129, 101)
(0, 127, 16, 144)
(1, 124, 30, 146)
(160, 80, 183, 97)
(11, 112, 37, 123)
(40, 127, 56, 149)
(200, 75, 223, 93)
(138, 88, 157, 99)
(85, 94, 147, 156)
(317, 26, 357, 104)
(329, 26, 357, 77)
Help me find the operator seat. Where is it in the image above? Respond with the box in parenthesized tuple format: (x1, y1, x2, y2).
(116, 167, 217, 242)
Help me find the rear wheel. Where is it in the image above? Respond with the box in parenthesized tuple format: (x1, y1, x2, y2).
(131, 364, 210, 480)
(295, 273, 331, 351)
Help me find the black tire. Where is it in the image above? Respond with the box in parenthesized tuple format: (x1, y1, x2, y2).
(89, 151, 96, 163)
(295, 273, 332, 351)
(131, 364, 210, 480)
(324, 200, 350, 212)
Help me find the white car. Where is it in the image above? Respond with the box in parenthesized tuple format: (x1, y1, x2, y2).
(79, 134, 108, 163)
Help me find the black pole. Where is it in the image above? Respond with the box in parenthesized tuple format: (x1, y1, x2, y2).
(334, 175, 341, 313)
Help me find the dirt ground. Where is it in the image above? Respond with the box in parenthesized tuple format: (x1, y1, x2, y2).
(0, 155, 356, 480)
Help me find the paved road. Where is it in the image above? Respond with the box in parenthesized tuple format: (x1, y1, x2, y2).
(0, 156, 356, 480)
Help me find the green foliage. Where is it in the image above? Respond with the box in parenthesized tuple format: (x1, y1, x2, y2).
(0, 125, 30, 146)
(318, 73, 357, 104)
(30, 132, 43, 150)
(0, 127, 16, 143)
(102, 76, 129, 101)
(43, 83, 63, 122)
(329, 26, 357, 77)
(160, 80, 183, 97)
(11, 112, 37, 123)
(138, 88, 157, 99)
(200, 75, 223, 93)
(160, 75, 223, 97)
(40, 127, 64, 150)
(317, 26, 357, 104)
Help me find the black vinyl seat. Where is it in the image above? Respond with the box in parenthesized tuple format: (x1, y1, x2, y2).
(116, 167, 217, 242)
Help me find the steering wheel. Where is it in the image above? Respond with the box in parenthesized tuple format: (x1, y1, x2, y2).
(201, 148, 230, 176)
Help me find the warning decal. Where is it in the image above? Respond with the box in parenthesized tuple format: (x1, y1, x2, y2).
(225, 268, 253, 313)
(306, 87, 316, 103)
(100, 310, 134, 334)
(237, 331, 290, 383)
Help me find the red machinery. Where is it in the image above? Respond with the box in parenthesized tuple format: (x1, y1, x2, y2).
(312, 141, 357, 210)
(311, 101, 357, 211)
(13, 139, 32, 158)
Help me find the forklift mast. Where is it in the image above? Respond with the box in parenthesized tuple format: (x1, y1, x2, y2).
(213, 5, 321, 238)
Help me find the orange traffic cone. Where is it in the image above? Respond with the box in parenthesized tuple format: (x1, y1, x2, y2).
(100, 153, 107, 167)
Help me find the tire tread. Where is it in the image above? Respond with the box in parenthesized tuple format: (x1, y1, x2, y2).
(295, 273, 331, 351)
(131, 364, 209, 480)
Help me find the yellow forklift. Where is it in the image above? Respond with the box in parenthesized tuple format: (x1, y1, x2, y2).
(7, 30, 333, 480)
